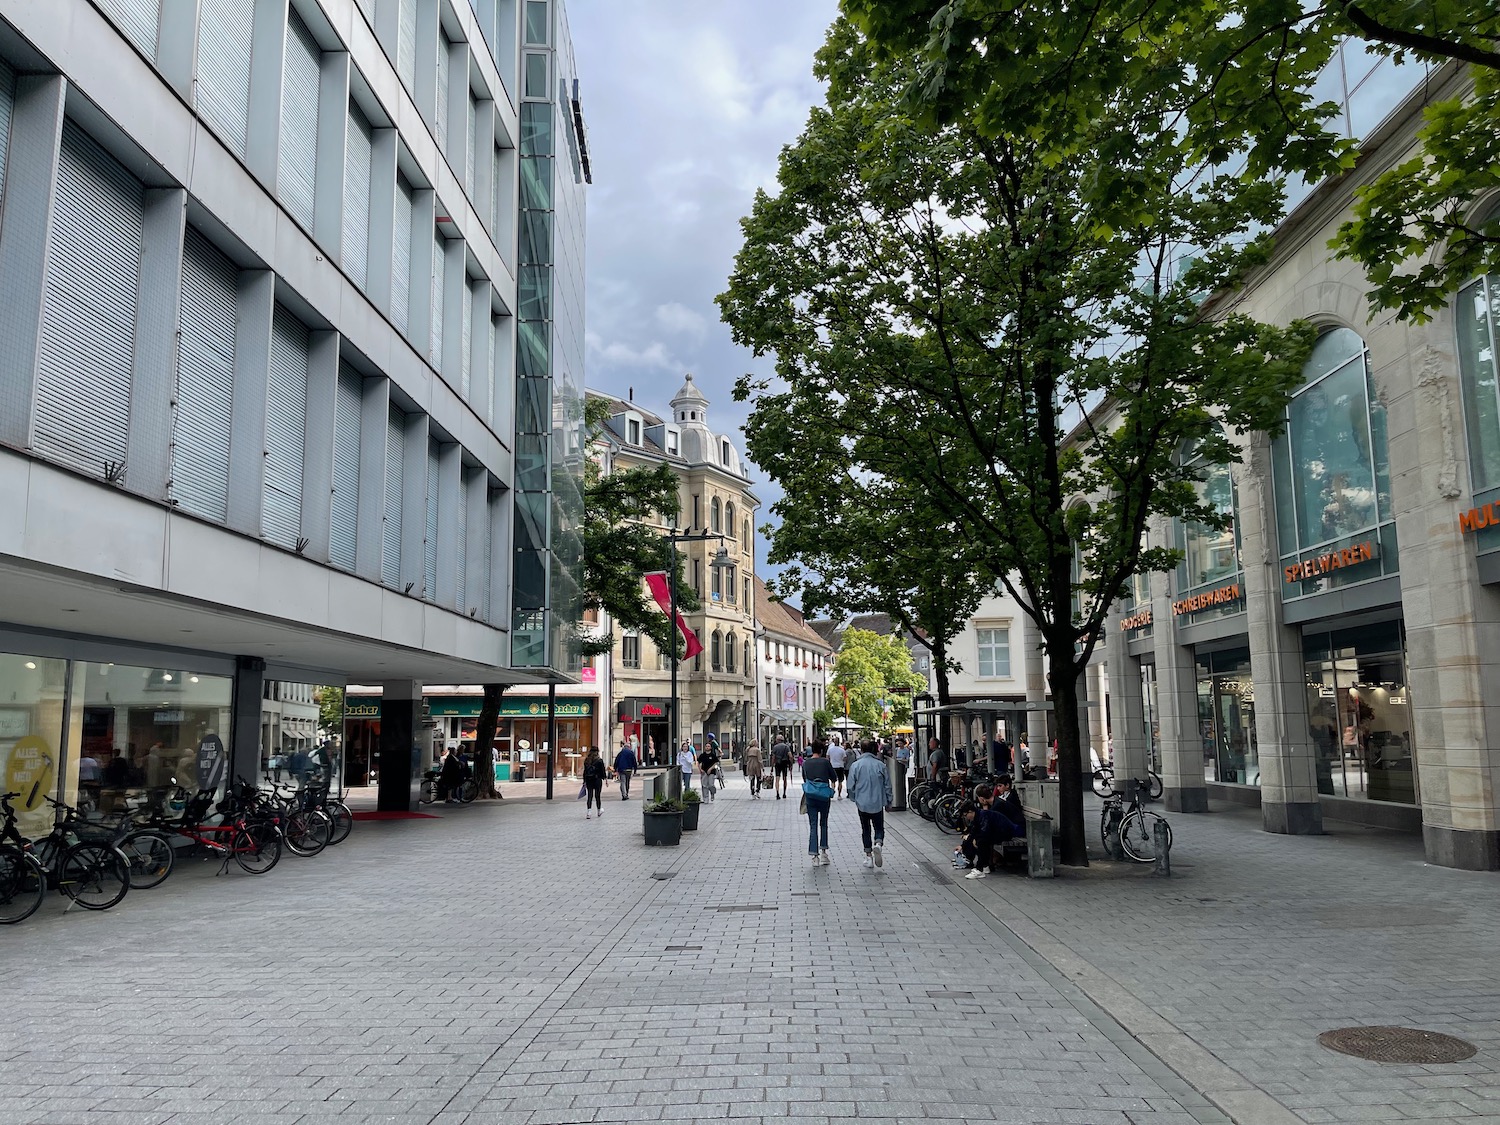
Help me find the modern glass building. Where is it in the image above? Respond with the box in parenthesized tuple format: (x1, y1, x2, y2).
(0, 0, 587, 823)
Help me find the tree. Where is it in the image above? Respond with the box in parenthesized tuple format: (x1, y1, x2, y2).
(843, 0, 1500, 322)
(829, 629, 928, 733)
(315, 685, 344, 736)
(719, 20, 1311, 864)
(762, 473, 989, 707)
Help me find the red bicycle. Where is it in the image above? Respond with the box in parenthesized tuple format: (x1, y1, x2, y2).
(154, 789, 282, 875)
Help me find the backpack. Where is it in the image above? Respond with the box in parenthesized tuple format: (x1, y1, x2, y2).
(772, 743, 792, 765)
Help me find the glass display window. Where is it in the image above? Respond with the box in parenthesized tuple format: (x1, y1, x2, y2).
(1456, 242, 1500, 494)
(1303, 622, 1414, 804)
(0, 652, 69, 839)
(1196, 648, 1257, 785)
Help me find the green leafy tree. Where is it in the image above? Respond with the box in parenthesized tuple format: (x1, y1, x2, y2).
(720, 20, 1311, 864)
(844, 0, 1500, 322)
(830, 628, 927, 733)
(315, 685, 344, 735)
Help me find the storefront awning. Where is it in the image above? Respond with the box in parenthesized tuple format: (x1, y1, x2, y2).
(760, 710, 806, 723)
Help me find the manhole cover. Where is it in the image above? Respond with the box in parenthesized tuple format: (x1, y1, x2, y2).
(1318, 1026, 1477, 1064)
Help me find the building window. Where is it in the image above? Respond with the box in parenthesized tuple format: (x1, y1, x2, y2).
(765, 641, 772, 659)
(744, 577, 750, 607)
(977, 626, 1010, 678)
(721, 439, 730, 464)
(711, 496, 722, 533)
(1458, 238, 1500, 491)
(726, 632, 737, 672)
(622, 632, 640, 669)
(666, 429, 678, 454)
(692, 559, 701, 595)
(744, 640, 751, 675)
(627, 418, 640, 444)
(743, 519, 750, 548)
(726, 566, 737, 602)
(692, 494, 700, 529)
(765, 678, 773, 706)
(711, 563, 722, 602)
(725, 501, 736, 531)
(711, 630, 723, 671)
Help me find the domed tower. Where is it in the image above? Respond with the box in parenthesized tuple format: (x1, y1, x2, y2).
(670, 373, 711, 427)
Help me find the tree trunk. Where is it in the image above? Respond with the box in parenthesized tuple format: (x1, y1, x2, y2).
(1048, 658, 1088, 866)
(932, 637, 953, 706)
(473, 684, 507, 800)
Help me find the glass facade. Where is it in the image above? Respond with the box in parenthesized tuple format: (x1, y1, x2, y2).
(1176, 446, 1245, 624)
(1457, 251, 1500, 494)
(1198, 648, 1256, 785)
(1272, 329, 1397, 598)
(1304, 621, 1414, 803)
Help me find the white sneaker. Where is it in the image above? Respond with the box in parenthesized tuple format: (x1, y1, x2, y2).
(585, 811, 591, 819)
(863, 855, 873, 868)
(811, 854, 822, 866)
(965, 869, 987, 880)
(873, 843, 883, 868)
(820, 849, 830, 865)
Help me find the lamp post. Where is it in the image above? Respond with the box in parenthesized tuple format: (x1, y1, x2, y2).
(664, 528, 732, 798)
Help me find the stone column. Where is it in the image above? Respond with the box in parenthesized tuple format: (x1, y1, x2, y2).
(1105, 603, 1149, 784)
(378, 680, 423, 812)
(1240, 437, 1322, 835)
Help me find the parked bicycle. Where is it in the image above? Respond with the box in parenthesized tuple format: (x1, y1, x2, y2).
(1100, 784, 1172, 863)
(1092, 764, 1163, 801)
(149, 786, 282, 875)
(0, 792, 130, 915)
(419, 768, 477, 805)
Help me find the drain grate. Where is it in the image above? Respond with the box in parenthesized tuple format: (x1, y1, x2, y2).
(1318, 1026, 1477, 1064)
(927, 990, 973, 999)
(665, 945, 702, 951)
(651, 872, 676, 880)
(709, 904, 779, 913)
(917, 860, 953, 885)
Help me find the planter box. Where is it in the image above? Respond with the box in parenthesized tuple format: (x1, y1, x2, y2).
(644, 810, 683, 846)
(682, 801, 701, 831)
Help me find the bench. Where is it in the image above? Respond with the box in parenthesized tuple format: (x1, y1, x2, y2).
(995, 804, 1054, 878)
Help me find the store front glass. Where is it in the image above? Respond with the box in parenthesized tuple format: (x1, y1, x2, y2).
(1176, 445, 1246, 623)
(260, 681, 336, 792)
(1456, 210, 1500, 494)
(1197, 648, 1257, 785)
(1140, 663, 1160, 772)
(1304, 621, 1414, 803)
(0, 652, 69, 840)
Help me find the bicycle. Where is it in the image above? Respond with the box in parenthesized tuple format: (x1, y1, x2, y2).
(1100, 784, 1172, 863)
(150, 787, 282, 875)
(1, 793, 130, 911)
(1092, 764, 1163, 801)
(233, 778, 330, 858)
(419, 768, 477, 805)
(0, 794, 46, 923)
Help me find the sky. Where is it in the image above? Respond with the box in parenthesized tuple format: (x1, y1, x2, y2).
(567, 0, 841, 595)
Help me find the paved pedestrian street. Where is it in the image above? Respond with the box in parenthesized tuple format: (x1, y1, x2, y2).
(3, 775, 1500, 1125)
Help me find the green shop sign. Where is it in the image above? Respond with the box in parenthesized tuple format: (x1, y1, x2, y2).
(345, 697, 593, 720)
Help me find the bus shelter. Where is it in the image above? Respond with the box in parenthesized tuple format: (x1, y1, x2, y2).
(911, 699, 1054, 780)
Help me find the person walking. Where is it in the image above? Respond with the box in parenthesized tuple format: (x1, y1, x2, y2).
(698, 741, 721, 801)
(828, 738, 848, 799)
(742, 741, 764, 799)
(848, 742, 894, 869)
(770, 735, 793, 799)
(801, 743, 836, 866)
(582, 746, 607, 818)
(613, 741, 638, 800)
(677, 741, 696, 792)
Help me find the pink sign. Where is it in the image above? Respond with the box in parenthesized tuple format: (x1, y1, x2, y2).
(581, 667, 596, 682)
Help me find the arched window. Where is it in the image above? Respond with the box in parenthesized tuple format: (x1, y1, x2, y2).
(710, 497, 722, 533)
(1458, 218, 1500, 489)
(726, 631, 737, 672)
(725, 501, 736, 534)
(1271, 327, 1392, 594)
(711, 630, 723, 672)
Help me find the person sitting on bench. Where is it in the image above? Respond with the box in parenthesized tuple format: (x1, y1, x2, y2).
(962, 784, 1023, 879)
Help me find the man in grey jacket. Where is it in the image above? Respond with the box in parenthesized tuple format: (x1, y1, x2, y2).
(847, 741, 894, 869)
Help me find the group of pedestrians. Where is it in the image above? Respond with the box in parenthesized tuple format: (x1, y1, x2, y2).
(798, 739, 893, 867)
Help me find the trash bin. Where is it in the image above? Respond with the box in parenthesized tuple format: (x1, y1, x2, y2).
(513, 764, 526, 783)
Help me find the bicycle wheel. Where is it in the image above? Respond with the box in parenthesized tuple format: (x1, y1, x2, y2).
(418, 779, 437, 805)
(0, 844, 45, 924)
(458, 779, 478, 804)
(119, 830, 175, 889)
(233, 823, 282, 874)
(1092, 769, 1114, 798)
(282, 809, 331, 857)
(1148, 772, 1164, 800)
(325, 800, 353, 845)
(1119, 811, 1172, 863)
(58, 842, 130, 910)
(934, 795, 961, 835)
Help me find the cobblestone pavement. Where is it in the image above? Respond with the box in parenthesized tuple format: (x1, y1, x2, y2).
(1, 772, 1496, 1125)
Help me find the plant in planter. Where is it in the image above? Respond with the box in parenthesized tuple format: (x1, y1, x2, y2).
(643, 795, 683, 847)
(680, 787, 702, 831)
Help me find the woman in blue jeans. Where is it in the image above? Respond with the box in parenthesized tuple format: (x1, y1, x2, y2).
(801, 743, 836, 866)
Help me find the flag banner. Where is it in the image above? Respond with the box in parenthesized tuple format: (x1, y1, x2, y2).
(644, 571, 704, 661)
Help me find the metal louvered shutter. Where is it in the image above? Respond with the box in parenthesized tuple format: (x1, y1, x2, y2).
(482, 314, 496, 424)
(196, 0, 253, 157)
(424, 439, 438, 599)
(429, 228, 444, 366)
(460, 276, 473, 397)
(343, 104, 372, 288)
(435, 34, 450, 153)
(0, 62, 15, 203)
(35, 123, 144, 478)
(330, 364, 362, 570)
(98, 0, 161, 57)
(173, 227, 238, 522)
(280, 10, 321, 230)
(265, 306, 309, 550)
(456, 466, 469, 611)
(397, 0, 416, 93)
(383, 407, 404, 587)
(480, 488, 493, 621)
(393, 176, 413, 334)
(490, 147, 500, 233)
(466, 93, 476, 196)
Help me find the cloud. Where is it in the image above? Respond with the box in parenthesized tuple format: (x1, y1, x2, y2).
(654, 302, 708, 339)
(585, 331, 677, 372)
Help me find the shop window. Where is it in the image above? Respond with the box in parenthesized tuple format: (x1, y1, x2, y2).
(1457, 235, 1500, 493)
(977, 626, 1010, 678)
(1272, 328, 1395, 596)
(1196, 648, 1256, 787)
(260, 680, 329, 787)
(622, 632, 640, 669)
(1176, 439, 1243, 618)
(1303, 621, 1414, 803)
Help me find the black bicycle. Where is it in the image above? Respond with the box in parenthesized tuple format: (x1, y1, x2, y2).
(1, 793, 130, 912)
(1100, 785, 1172, 863)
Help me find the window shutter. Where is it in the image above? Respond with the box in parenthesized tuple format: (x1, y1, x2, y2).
(97, 0, 161, 57)
(279, 10, 321, 229)
(343, 103, 373, 289)
(424, 438, 439, 599)
(397, 0, 417, 93)
(466, 93, 477, 195)
(435, 34, 450, 153)
(35, 123, 144, 479)
(330, 363, 362, 570)
(196, 0, 254, 157)
(384, 407, 405, 587)
(393, 175, 413, 334)
(429, 227, 444, 366)
(264, 305, 309, 550)
(456, 465, 470, 612)
(0, 61, 14, 199)
(481, 487, 493, 621)
(461, 275, 473, 398)
(174, 227, 238, 522)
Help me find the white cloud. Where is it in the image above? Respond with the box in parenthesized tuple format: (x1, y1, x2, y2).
(654, 302, 708, 339)
(585, 330, 678, 371)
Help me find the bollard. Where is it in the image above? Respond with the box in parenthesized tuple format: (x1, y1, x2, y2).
(1153, 818, 1171, 877)
(1026, 815, 1054, 878)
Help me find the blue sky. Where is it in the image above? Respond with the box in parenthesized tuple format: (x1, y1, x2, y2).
(568, 0, 841, 592)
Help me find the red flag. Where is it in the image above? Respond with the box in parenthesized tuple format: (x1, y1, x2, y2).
(644, 572, 704, 661)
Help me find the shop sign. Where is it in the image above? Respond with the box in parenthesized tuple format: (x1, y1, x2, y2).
(345, 700, 382, 718)
(154, 710, 185, 724)
(4, 734, 54, 810)
(1173, 583, 1242, 616)
(0, 709, 28, 740)
(1119, 608, 1153, 631)
(640, 704, 663, 717)
(1283, 540, 1377, 585)
(1459, 502, 1500, 535)
(782, 681, 798, 707)
(196, 734, 225, 791)
(347, 696, 594, 719)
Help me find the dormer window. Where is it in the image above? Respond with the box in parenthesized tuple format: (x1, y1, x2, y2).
(721, 440, 730, 464)
(627, 419, 640, 444)
(666, 430, 678, 455)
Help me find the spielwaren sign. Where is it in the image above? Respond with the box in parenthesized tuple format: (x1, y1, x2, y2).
(1283, 540, 1376, 585)
(1172, 582, 1242, 615)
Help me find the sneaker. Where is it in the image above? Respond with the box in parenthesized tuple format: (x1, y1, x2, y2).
(873, 843, 883, 868)
(585, 811, 592, 819)
(811, 854, 820, 865)
(863, 855, 873, 868)
(964, 869, 988, 880)
(820, 849, 830, 864)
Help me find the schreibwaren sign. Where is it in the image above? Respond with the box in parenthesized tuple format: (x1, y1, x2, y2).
(1173, 582, 1242, 616)
(1283, 540, 1377, 585)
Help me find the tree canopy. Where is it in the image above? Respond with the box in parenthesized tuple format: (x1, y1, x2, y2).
(828, 628, 927, 733)
(720, 18, 1312, 863)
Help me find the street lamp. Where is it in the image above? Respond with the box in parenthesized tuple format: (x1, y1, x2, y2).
(664, 528, 733, 797)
